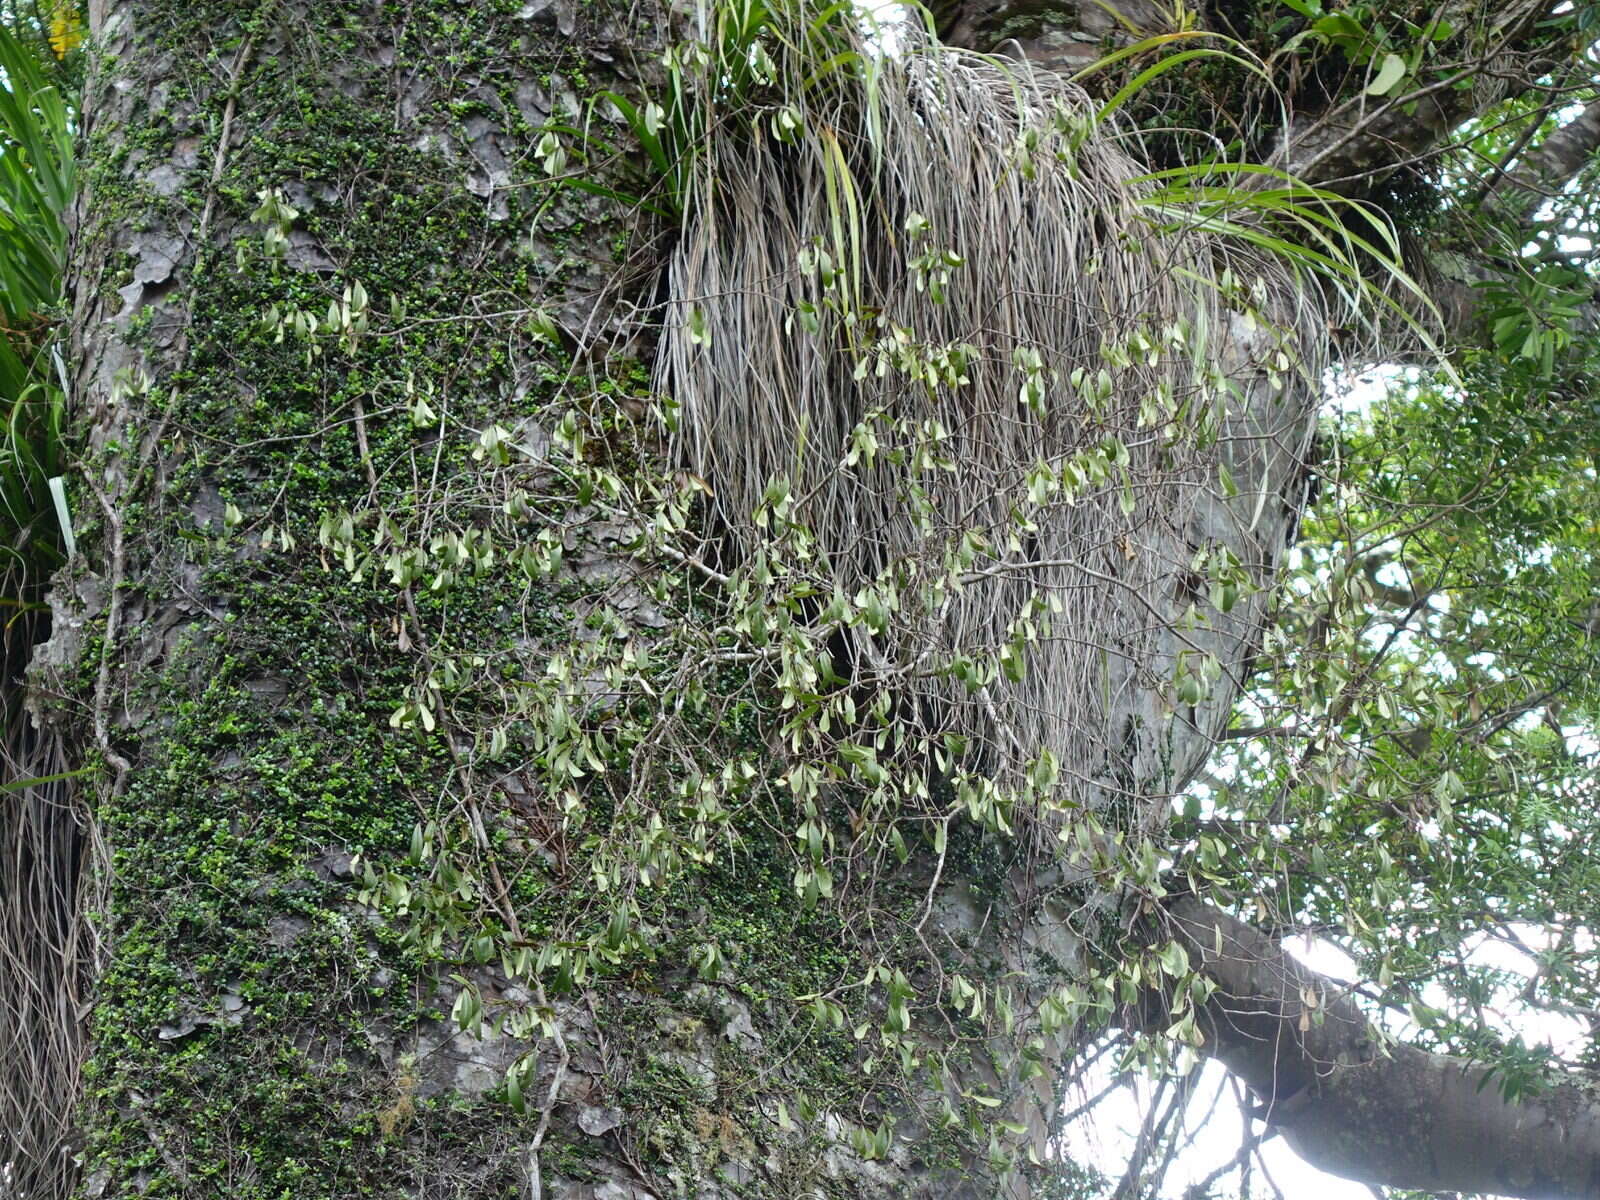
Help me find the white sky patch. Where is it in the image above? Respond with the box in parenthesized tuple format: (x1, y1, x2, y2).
(1057, 1051, 1378, 1198)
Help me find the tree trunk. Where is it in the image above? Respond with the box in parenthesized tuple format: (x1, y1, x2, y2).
(54, 2, 765, 1196)
(42, 1, 1060, 1195)
(36, 0, 1308, 1195)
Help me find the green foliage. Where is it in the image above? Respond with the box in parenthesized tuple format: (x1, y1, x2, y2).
(564, 0, 897, 218)
(0, 15, 74, 586)
(1202, 345, 1600, 1079)
(0, 18, 71, 320)
(323, 1, 1435, 1189)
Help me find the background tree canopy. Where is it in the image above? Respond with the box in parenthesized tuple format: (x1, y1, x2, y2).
(2, 1, 1600, 1199)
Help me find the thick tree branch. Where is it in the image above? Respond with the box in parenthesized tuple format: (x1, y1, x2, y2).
(1152, 896, 1600, 1199)
(935, 0, 1569, 197)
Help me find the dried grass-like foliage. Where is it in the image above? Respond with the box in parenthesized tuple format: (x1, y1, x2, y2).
(662, 19, 1330, 818)
(0, 705, 87, 1200)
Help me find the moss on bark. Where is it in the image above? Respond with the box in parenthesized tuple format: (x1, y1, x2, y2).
(58, 3, 1021, 1197)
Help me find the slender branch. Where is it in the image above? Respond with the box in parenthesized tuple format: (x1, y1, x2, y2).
(1492, 96, 1600, 217)
(1468, 90, 1566, 208)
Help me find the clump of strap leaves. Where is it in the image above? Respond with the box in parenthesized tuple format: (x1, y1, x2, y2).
(661, 5, 1335, 836)
(342, 0, 1421, 1181)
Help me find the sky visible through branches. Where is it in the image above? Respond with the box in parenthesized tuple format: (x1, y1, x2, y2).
(1064, 361, 1598, 1198)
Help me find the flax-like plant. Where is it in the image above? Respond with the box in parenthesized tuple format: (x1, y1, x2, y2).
(0, 11, 73, 580)
(647, 0, 1429, 841)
